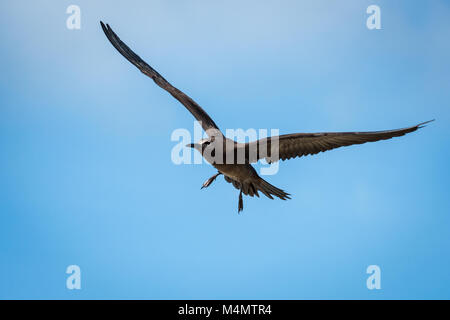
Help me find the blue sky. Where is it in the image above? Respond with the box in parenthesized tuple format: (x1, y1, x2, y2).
(1, 0, 449, 299)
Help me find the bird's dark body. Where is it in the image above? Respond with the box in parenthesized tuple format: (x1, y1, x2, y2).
(100, 21, 432, 213)
(197, 137, 291, 210)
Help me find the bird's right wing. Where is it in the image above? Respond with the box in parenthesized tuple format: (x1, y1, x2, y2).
(243, 120, 433, 163)
(100, 22, 222, 136)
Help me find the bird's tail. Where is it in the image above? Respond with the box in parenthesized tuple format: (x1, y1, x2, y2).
(255, 177, 291, 200)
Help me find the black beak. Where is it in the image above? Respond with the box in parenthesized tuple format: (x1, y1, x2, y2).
(186, 143, 198, 148)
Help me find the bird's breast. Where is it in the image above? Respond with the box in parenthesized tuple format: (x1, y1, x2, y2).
(213, 164, 257, 181)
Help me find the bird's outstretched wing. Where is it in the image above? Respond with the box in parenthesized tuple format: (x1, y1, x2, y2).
(100, 22, 221, 136)
(243, 120, 434, 163)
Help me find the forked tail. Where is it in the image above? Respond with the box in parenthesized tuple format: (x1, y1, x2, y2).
(256, 177, 291, 200)
(225, 175, 291, 213)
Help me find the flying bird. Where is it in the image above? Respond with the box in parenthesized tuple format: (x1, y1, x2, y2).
(100, 22, 432, 213)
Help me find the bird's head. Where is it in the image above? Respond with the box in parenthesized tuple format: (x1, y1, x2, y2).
(186, 137, 221, 165)
(186, 138, 212, 153)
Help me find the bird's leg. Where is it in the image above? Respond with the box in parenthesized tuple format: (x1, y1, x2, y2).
(238, 190, 243, 213)
(201, 172, 222, 189)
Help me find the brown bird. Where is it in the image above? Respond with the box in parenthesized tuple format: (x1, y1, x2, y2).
(100, 22, 433, 213)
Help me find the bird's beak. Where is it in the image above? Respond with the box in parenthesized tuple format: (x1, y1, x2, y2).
(186, 143, 198, 148)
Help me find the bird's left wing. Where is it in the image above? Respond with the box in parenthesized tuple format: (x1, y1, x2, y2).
(100, 22, 222, 136)
(243, 120, 433, 163)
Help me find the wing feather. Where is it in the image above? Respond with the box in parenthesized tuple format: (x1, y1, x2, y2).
(100, 22, 221, 136)
(244, 120, 433, 163)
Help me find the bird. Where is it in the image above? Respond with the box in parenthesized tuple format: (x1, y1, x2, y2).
(100, 21, 433, 213)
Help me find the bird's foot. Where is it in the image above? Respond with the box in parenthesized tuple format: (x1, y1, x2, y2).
(201, 172, 222, 189)
(238, 190, 243, 213)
